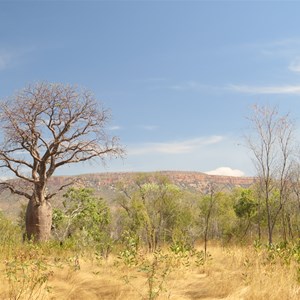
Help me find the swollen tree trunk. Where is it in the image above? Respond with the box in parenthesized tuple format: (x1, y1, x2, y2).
(25, 198, 52, 242)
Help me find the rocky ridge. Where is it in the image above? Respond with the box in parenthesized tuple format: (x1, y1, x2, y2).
(1, 171, 255, 218)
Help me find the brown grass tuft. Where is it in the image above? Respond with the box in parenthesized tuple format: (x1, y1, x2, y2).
(1, 244, 300, 299)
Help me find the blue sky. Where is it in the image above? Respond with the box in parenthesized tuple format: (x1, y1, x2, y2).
(2, 1, 300, 177)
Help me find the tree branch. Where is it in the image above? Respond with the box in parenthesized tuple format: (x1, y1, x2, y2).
(0, 182, 31, 200)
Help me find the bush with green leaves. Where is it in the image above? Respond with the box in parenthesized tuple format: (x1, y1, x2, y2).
(0, 211, 22, 256)
(116, 174, 197, 252)
(4, 242, 54, 300)
(52, 188, 112, 257)
(233, 188, 258, 240)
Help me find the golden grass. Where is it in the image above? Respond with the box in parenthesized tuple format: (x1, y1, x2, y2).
(1, 244, 300, 299)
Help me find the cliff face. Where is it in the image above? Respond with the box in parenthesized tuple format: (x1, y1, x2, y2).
(0, 171, 255, 218)
(159, 171, 254, 189)
(48, 170, 255, 192)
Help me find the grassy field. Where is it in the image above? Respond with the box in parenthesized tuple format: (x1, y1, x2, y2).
(1, 242, 300, 300)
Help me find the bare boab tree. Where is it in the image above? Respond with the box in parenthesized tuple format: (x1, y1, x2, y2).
(0, 82, 123, 242)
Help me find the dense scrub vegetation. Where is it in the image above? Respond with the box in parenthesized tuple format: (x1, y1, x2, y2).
(41, 173, 300, 254)
(2, 174, 300, 299)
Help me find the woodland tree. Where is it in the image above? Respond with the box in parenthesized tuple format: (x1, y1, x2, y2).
(52, 188, 112, 256)
(116, 174, 195, 251)
(246, 105, 294, 244)
(200, 182, 217, 257)
(233, 188, 257, 240)
(0, 82, 123, 241)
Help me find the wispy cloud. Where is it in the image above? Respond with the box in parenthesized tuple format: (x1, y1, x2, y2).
(128, 136, 224, 155)
(243, 38, 300, 75)
(0, 51, 12, 70)
(165, 80, 300, 95)
(238, 38, 300, 75)
(56, 135, 253, 176)
(168, 81, 219, 92)
(0, 46, 36, 71)
(228, 84, 300, 95)
(242, 38, 300, 58)
(109, 125, 122, 131)
(289, 57, 300, 73)
(141, 125, 158, 131)
(205, 167, 245, 177)
(134, 77, 168, 83)
(169, 81, 200, 91)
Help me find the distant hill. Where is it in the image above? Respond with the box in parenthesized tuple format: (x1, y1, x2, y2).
(49, 170, 254, 189)
(0, 171, 255, 219)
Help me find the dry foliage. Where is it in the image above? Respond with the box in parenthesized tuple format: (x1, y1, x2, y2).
(0, 243, 300, 300)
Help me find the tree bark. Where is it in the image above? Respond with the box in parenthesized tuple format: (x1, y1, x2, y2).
(25, 198, 52, 242)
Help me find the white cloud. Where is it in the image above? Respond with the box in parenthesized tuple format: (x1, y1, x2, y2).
(168, 81, 219, 92)
(56, 135, 254, 177)
(141, 125, 158, 131)
(0, 46, 36, 71)
(134, 77, 168, 83)
(109, 125, 121, 131)
(202, 135, 224, 145)
(289, 58, 300, 72)
(128, 136, 224, 155)
(168, 79, 300, 96)
(205, 167, 245, 177)
(243, 38, 300, 58)
(228, 84, 300, 95)
(0, 51, 12, 70)
(169, 81, 199, 91)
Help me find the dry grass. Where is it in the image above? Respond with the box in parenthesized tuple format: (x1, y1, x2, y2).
(0, 244, 300, 299)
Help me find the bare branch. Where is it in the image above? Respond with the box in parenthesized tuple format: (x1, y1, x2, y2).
(246, 104, 295, 245)
(0, 181, 31, 199)
(45, 180, 76, 200)
(0, 82, 124, 202)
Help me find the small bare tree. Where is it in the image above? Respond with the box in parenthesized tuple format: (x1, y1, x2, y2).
(0, 82, 123, 241)
(246, 104, 294, 245)
(202, 182, 217, 258)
